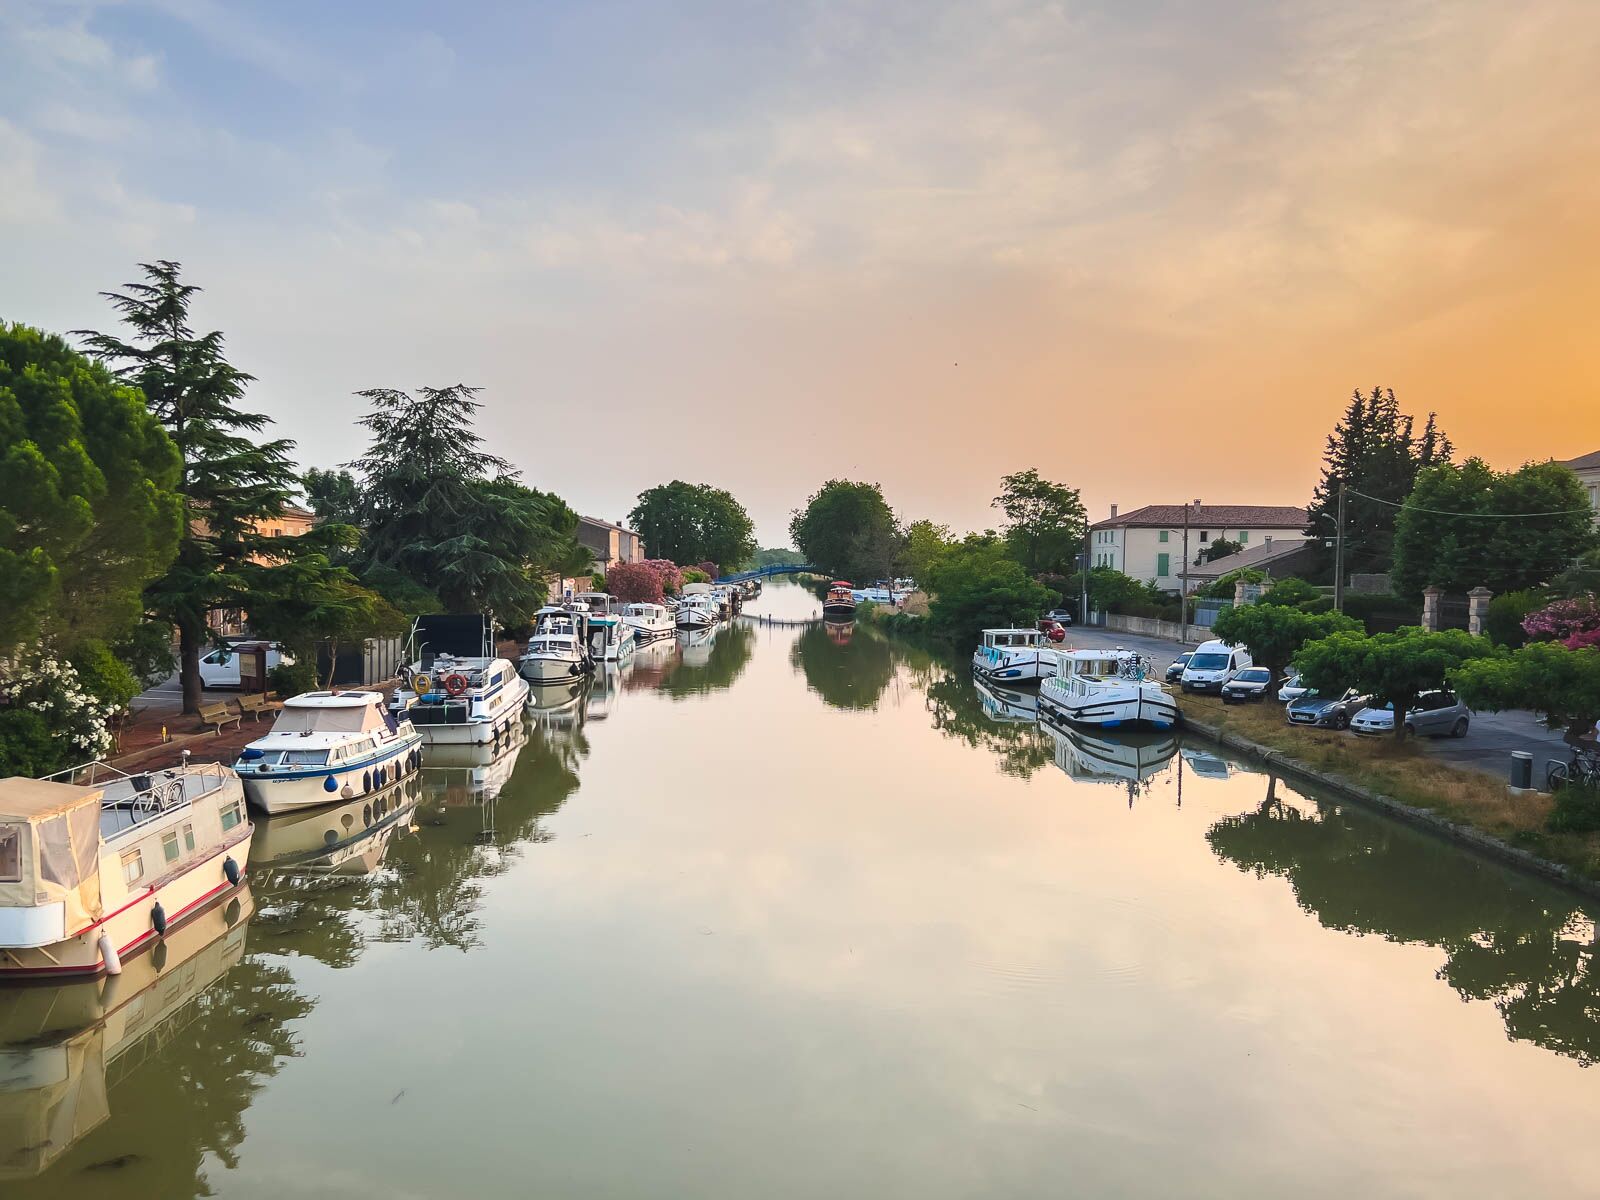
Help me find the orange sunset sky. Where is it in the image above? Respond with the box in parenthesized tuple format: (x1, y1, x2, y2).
(3, 2, 1597, 542)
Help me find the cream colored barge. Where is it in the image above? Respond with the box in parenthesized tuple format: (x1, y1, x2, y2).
(0, 761, 253, 978)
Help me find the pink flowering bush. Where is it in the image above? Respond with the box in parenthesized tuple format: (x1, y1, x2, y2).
(606, 562, 666, 604)
(640, 559, 684, 595)
(1522, 595, 1600, 649)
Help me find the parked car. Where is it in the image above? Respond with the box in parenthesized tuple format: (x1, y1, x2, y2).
(1036, 619, 1067, 643)
(1164, 653, 1192, 683)
(1286, 688, 1367, 730)
(1045, 608, 1076, 626)
(1180, 639, 1254, 694)
(1277, 672, 1309, 703)
(1221, 667, 1274, 704)
(197, 641, 293, 689)
(1351, 691, 1472, 738)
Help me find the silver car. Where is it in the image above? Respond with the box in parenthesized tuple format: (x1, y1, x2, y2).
(1350, 691, 1472, 738)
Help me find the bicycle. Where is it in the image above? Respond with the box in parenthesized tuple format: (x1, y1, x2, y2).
(1547, 743, 1600, 793)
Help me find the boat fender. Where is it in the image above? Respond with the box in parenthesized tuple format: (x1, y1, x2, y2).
(224, 856, 242, 886)
(341, 782, 355, 798)
(98, 932, 122, 975)
(151, 901, 168, 937)
(362, 770, 371, 794)
(324, 775, 339, 793)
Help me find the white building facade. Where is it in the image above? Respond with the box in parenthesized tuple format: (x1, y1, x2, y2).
(1090, 503, 1310, 593)
(1559, 450, 1600, 525)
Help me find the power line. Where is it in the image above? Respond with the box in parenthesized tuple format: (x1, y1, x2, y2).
(1345, 487, 1595, 519)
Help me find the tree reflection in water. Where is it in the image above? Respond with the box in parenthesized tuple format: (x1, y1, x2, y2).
(790, 620, 895, 710)
(657, 622, 754, 698)
(923, 669, 1052, 779)
(1208, 778, 1600, 1065)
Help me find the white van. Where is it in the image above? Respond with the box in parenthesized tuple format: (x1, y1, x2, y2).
(1179, 638, 1253, 694)
(198, 642, 292, 689)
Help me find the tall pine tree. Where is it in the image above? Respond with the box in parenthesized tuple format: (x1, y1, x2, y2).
(1304, 387, 1453, 583)
(78, 261, 348, 713)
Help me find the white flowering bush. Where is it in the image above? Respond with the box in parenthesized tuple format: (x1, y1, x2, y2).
(0, 650, 115, 775)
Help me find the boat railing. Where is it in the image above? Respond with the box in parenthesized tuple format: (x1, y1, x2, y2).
(40, 759, 232, 826)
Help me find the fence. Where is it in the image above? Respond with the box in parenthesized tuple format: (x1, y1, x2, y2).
(315, 636, 406, 687)
(1103, 613, 1201, 643)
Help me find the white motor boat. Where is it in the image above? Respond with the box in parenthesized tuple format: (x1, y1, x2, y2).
(390, 614, 530, 745)
(0, 762, 252, 979)
(1038, 647, 1180, 730)
(971, 628, 1053, 685)
(676, 584, 718, 630)
(575, 592, 637, 663)
(234, 690, 422, 814)
(622, 601, 675, 642)
(519, 606, 592, 682)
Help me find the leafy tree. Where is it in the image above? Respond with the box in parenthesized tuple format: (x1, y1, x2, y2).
(1085, 566, 1148, 613)
(992, 468, 1087, 576)
(789, 479, 898, 580)
(750, 546, 802, 568)
(1548, 548, 1600, 599)
(627, 480, 756, 572)
(1200, 566, 1268, 600)
(1202, 537, 1243, 563)
(1293, 627, 1500, 740)
(1212, 603, 1359, 689)
(1258, 577, 1326, 610)
(348, 386, 588, 623)
(924, 535, 1056, 647)
(1450, 642, 1600, 743)
(1484, 588, 1549, 649)
(680, 567, 710, 585)
(78, 261, 339, 714)
(606, 561, 666, 604)
(302, 466, 362, 526)
(1391, 458, 1596, 600)
(900, 519, 952, 583)
(1305, 387, 1453, 579)
(0, 322, 182, 655)
(638, 559, 684, 595)
(850, 520, 906, 587)
(245, 545, 407, 688)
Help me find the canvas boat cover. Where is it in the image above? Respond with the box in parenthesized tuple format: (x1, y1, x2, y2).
(0, 778, 104, 930)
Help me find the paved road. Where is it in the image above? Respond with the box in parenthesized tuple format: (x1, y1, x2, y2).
(1060, 624, 1571, 785)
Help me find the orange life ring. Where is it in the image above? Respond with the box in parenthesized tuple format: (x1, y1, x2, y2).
(443, 672, 470, 698)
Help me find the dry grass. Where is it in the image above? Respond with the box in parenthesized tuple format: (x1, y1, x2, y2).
(899, 590, 932, 617)
(1178, 693, 1600, 876)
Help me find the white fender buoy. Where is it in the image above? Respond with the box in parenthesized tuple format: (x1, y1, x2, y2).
(99, 932, 122, 975)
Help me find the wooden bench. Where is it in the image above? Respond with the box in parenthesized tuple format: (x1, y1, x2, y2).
(237, 693, 271, 722)
(198, 700, 241, 735)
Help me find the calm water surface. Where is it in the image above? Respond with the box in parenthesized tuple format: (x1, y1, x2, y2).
(5, 580, 1599, 1197)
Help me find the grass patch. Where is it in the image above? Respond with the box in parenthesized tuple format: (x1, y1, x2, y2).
(1179, 693, 1600, 879)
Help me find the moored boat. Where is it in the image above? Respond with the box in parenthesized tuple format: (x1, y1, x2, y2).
(971, 627, 1052, 685)
(519, 606, 592, 682)
(676, 584, 718, 629)
(1038, 647, 1180, 730)
(0, 762, 252, 978)
(576, 592, 637, 662)
(823, 581, 857, 620)
(391, 614, 530, 744)
(234, 690, 423, 814)
(621, 601, 675, 642)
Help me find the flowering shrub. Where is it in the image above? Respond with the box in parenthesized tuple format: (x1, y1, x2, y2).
(607, 562, 666, 604)
(1522, 596, 1600, 650)
(639, 559, 684, 595)
(0, 650, 116, 776)
(696, 561, 719, 580)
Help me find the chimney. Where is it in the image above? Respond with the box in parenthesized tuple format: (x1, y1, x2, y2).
(1192, 498, 1202, 508)
(1109, 503, 1119, 518)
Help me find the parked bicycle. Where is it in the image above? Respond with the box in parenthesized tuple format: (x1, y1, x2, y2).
(1547, 742, 1600, 792)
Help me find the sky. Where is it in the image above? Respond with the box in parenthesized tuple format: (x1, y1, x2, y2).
(3, 1, 1598, 547)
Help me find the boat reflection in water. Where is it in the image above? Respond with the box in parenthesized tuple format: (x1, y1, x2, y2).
(248, 775, 421, 877)
(586, 663, 624, 723)
(974, 677, 1040, 724)
(420, 718, 530, 810)
(0, 885, 254, 1180)
(1041, 710, 1179, 802)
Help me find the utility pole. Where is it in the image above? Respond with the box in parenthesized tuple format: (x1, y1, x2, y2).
(1333, 479, 1347, 613)
(1079, 530, 1090, 626)
(1181, 501, 1191, 613)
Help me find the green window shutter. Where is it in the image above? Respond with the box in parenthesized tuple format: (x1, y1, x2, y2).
(1157, 552, 1170, 577)
(1239, 531, 1249, 544)
(1159, 529, 1169, 543)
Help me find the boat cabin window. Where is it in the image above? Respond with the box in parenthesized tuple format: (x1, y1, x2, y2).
(122, 848, 145, 884)
(220, 800, 244, 832)
(183, 823, 196, 852)
(0, 825, 19, 882)
(163, 830, 182, 863)
(283, 749, 330, 766)
(37, 807, 97, 890)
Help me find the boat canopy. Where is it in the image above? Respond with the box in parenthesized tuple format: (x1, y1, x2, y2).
(981, 629, 1042, 647)
(0, 778, 104, 927)
(272, 692, 388, 735)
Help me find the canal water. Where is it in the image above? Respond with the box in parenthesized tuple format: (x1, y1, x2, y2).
(4, 580, 1599, 1197)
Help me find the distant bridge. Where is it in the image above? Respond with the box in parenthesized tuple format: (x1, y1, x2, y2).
(717, 563, 826, 583)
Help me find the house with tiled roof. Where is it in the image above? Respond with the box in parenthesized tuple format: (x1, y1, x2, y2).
(1089, 501, 1310, 593)
(1558, 451, 1600, 526)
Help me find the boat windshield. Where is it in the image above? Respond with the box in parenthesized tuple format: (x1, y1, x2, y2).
(272, 706, 376, 734)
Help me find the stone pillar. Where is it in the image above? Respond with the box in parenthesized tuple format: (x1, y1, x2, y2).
(1233, 578, 1250, 607)
(1468, 586, 1493, 637)
(1422, 586, 1442, 633)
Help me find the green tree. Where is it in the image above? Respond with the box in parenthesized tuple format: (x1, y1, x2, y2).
(789, 479, 899, 580)
(1391, 458, 1597, 600)
(627, 480, 756, 572)
(924, 535, 1056, 647)
(1202, 537, 1244, 563)
(1211, 603, 1359, 690)
(1257, 577, 1326, 610)
(992, 468, 1088, 576)
(1085, 566, 1148, 613)
(1200, 566, 1268, 600)
(0, 322, 182, 656)
(302, 466, 362, 527)
(77, 261, 339, 714)
(1292, 627, 1500, 740)
(899, 519, 952, 584)
(1305, 387, 1453, 579)
(1450, 642, 1600, 743)
(348, 386, 588, 623)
